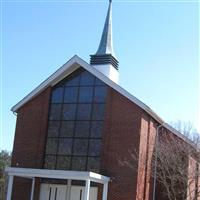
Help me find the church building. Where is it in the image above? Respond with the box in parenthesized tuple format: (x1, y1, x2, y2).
(6, 1, 198, 200)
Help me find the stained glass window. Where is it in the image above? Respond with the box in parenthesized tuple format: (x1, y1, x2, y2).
(87, 157, 100, 173)
(60, 121, 74, 137)
(51, 87, 64, 103)
(78, 87, 93, 103)
(44, 155, 56, 169)
(49, 104, 62, 120)
(47, 121, 60, 137)
(94, 86, 107, 103)
(56, 156, 71, 170)
(58, 138, 73, 155)
(89, 139, 101, 156)
(62, 104, 76, 120)
(77, 104, 92, 120)
(90, 121, 103, 138)
(74, 121, 90, 138)
(45, 138, 58, 155)
(73, 139, 88, 156)
(64, 87, 78, 103)
(92, 104, 105, 120)
(72, 157, 87, 171)
(44, 68, 107, 173)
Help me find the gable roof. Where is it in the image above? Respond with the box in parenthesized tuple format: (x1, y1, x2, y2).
(11, 55, 193, 145)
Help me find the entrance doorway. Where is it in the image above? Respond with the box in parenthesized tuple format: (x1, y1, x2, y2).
(39, 184, 98, 200)
(39, 184, 67, 200)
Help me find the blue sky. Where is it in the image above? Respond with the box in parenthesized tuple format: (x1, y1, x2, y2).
(1, 0, 199, 151)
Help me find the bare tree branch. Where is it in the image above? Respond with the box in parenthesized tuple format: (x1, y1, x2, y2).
(119, 121, 200, 200)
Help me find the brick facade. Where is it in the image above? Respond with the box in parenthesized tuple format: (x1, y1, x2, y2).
(101, 87, 145, 200)
(11, 87, 51, 200)
(10, 74, 198, 200)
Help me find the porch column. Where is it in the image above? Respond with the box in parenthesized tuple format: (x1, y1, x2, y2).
(102, 182, 108, 200)
(6, 175, 14, 200)
(84, 179, 90, 200)
(30, 177, 35, 200)
(66, 179, 72, 200)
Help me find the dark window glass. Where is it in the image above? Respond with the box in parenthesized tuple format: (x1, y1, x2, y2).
(92, 104, 105, 120)
(65, 75, 79, 86)
(47, 121, 60, 137)
(77, 104, 91, 120)
(62, 104, 76, 120)
(80, 71, 95, 86)
(87, 157, 100, 173)
(73, 139, 88, 156)
(94, 86, 107, 103)
(58, 138, 73, 155)
(75, 121, 90, 138)
(78, 87, 93, 103)
(56, 156, 71, 170)
(95, 78, 105, 86)
(89, 139, 101, 156)
(51, 87, 64, 103)
(71, 157, 87, 171)
(45, 69, 106, 172)
(60, 121, 74, 137)
(64, 87, 78, 103)
(49, 104, 62, 120)
(45, 138, 58, 155)
(44, 155, 56, 169)
(90, 121, 103, 138)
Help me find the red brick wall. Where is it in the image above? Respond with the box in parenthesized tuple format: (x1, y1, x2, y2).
(187, 156, 197, 200)
(101, 87, 144, 200)
(10, 81, 198, 200)
(99, 86, 162, 200)
(136, 115, 157, 200)
(197, 163, 200, 200)
(11, 87, 51, 200)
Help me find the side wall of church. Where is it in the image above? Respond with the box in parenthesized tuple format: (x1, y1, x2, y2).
(136, 115, 157, 200)
(100, 87, 144, 200)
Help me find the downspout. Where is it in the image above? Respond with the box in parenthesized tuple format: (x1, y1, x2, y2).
(152, 123, 165, 200)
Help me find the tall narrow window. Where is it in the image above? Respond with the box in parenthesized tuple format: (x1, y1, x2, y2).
(44, 68, 107, 173)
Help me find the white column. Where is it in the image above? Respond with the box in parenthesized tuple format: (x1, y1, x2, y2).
(30, 178, 35, 200)
(6, 175, 14, 200)
(66, 179, 72, 200)
(84, 180, 90, 200)
(102, 182, 108, 200)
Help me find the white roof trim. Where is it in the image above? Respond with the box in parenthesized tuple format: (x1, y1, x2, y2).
(11, 55, 163, 123)
(5, 167, 110, 184)
(11, 55, 194, 146)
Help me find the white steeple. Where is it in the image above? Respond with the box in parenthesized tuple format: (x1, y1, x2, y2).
(90, 0, 119, 83)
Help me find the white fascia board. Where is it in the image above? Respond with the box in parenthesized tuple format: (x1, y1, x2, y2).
(11, 55, 190, 145)
(74, 57, 164, 124)
(163, 123, 196, 148)
(11, 55, 162, 125)
(89, 172, 110, 182)
(11, 55, 81, 112)
(5, 167, 110, 184)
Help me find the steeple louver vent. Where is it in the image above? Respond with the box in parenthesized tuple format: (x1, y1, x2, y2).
(90, 0, 119, 83)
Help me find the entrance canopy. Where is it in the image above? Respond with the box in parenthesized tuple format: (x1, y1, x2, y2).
(5, 167, 110, 200)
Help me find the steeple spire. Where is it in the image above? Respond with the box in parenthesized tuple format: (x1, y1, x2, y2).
(90, 0, 119, 75)
(96, 0, 114, 56)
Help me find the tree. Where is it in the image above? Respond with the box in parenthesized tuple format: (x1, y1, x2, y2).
(0, 150, 11, 200)
(119, 121, 200, 200)
(170, 120, 200, 146)
(153, 132, 200, 200)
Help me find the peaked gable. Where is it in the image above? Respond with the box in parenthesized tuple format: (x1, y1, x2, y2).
(11, 55, 192, 145)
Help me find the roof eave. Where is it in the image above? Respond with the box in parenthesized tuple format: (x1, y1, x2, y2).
(11, 55, 194, 148)
(11, 55, 81, 112)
